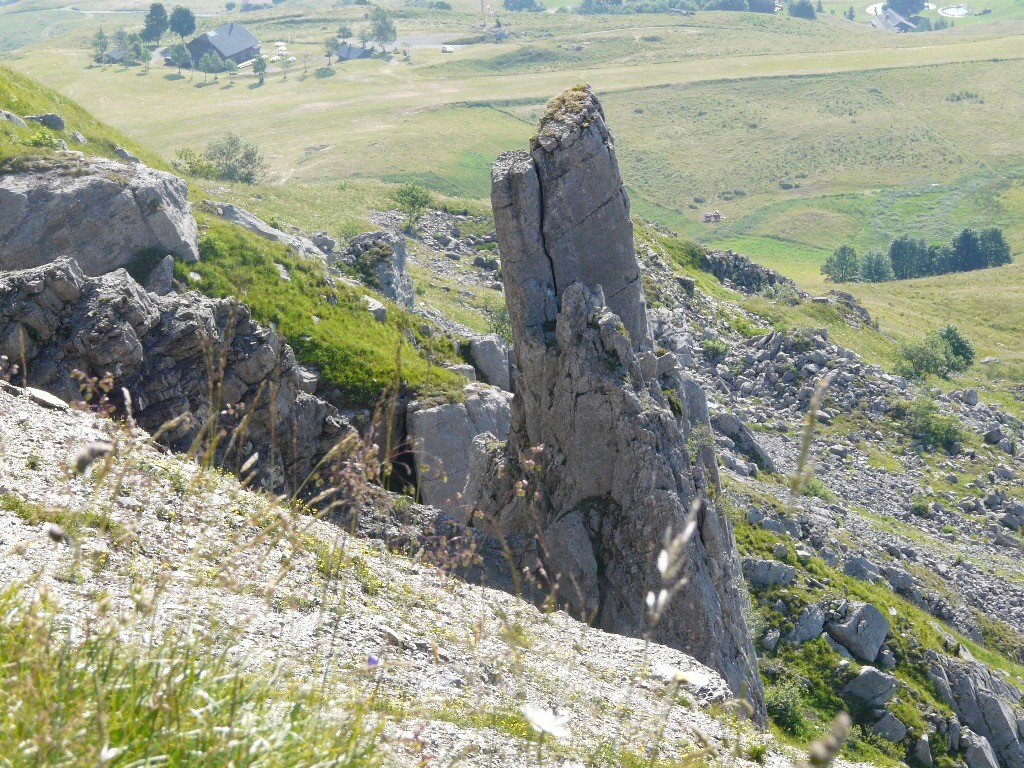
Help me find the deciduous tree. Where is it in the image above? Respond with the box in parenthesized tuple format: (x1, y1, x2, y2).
(821, 244, 859, 282)
(252, 55, 268, 84)
(369, 7, 397, 50)
(141, 3, 169, 43)
(169, 5, 196, 42)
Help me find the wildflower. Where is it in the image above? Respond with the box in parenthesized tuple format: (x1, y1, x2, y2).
(520, 703, 569, 740)
(99, 745, 124, 764)
(367, 655, 380, 668)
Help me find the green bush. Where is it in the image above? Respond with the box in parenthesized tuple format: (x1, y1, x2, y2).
(701, 338, 729, 361)
(891, 398, 965, 452)
(802, 477, 835, 502)
(765, 679, 810, 736)
(895, 325, 975, 379)
(25, 128, 61, 148)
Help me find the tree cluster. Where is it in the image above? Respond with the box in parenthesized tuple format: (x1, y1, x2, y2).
(821, 228, 1012, 283)
(90, 4, 197, 68)
(894, 325, 975, 380)
(504, 0, 546, 10)
(576, 0, 775, 14)
(92, 28, 148, 65)
(174, 131, 267, 184)
(788, 0, 816, 18)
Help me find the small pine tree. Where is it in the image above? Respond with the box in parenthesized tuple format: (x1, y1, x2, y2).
(92, 28, 109, 63)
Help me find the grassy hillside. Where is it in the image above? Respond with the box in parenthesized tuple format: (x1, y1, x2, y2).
(0, 64, 162, 167)
(178, 216, 465, 409)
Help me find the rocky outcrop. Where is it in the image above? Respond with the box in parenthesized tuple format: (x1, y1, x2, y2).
(338, 232, 414, 308)
(701, 249, 802, 296)
(0, 156, 199, 275)
(471, 85, 764, 719)
(407, 385, 511, 519)
(205, 201, 324, 261)
(493, 85, 649, 352)
(0, 258, 348, 493)
(928, 653, 1024, 768)
(711, 411, 777, 474)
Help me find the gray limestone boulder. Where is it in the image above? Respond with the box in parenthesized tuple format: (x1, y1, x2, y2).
(825, 601, 889, 662)
(207, 202, 324, 261)
(843, 666, 898, 706)
(0, 156, 199, 275)
(468, 335, 511, 391)
(340, 231, 414, 308)
(0, 258, 349, 494)
(742, 558, 796, 589)
(872, 711, 907, 743)
(844, 555, 882, 583)
(963, 729, 1002, 768)
(25, 113, 65, 131)
(475, 85, 764, 723)
(115, 146, 141, 164)
(144, 255, 175, 296)
(1, 110, 27, 128)
(788, 604, 825, 645)
(914, 735, 934, 767)
(711, 411, 777, 473)
(408, 385, 511, 521)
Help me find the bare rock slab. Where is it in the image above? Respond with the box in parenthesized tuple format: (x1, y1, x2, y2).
(0, 156, 198, 275)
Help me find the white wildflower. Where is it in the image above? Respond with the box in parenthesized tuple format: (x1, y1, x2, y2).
(99, 745, 124, 764)
(520, 703, 570, 740)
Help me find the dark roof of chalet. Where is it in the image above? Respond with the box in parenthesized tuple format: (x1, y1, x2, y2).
(190, 23, 260, 58)
(870, 7, 916, 31)
(337, 42, 372, 60)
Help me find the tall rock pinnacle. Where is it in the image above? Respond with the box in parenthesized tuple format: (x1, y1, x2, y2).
(473, 85, 765, 719)
(491, 85, 650, 352)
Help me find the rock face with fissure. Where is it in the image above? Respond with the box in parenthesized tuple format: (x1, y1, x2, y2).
(471, 85, 764, 720)
(0, 156, 199, 275)
(0, 258, 347, 493)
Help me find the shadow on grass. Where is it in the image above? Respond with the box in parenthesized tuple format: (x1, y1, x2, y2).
(194, 81, 215, 88)
(164, 73, 186, 81)
(247, 81, 265, 89)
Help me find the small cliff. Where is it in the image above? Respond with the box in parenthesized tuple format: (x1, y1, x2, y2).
(0, 258, 346, 492)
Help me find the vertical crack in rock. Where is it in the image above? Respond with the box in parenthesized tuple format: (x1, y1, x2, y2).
(473, 85, 765, 721)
